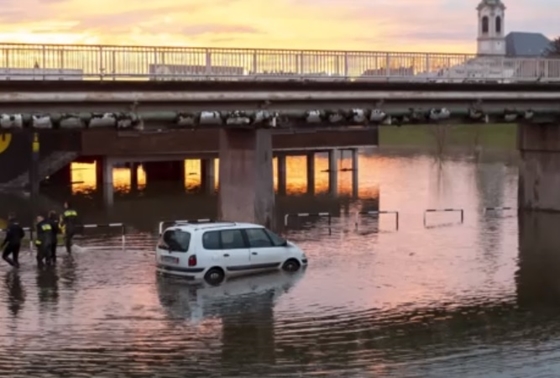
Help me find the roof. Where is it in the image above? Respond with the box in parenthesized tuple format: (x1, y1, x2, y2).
(506, 32, 551, 57)
(169, 221, 262, 232)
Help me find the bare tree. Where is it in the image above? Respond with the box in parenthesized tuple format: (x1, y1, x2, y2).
(545, 37, 560, 58)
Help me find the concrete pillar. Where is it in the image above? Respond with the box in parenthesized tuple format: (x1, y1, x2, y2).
(517, 212, 560, 306)
(277, 155, 287, 195)
(518, 123, 560, 211)
(200, 158, 215, 194)
(29, 132, 40, 196)
(97, 157, 114, 207)
(218, 129, 274, 228)
(130, 162, 138, 191)
(351, 148, 359, 198)
(328, 149, 339, 196)
(306, 152, 315, 195)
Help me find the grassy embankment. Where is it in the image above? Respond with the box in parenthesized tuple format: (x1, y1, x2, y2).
(379, 124, 516, 150)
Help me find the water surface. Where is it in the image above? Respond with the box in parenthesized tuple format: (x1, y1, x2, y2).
(0, 149, 558, 377)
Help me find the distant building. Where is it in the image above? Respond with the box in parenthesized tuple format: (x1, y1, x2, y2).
(476, 0, 552, 57)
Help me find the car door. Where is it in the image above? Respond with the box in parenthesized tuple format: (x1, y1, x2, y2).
(244, 228, 285, 270)
(203, 229, 251, 273)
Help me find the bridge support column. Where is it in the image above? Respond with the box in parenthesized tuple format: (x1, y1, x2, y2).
(29, 132, 40, 196)
(129, 162, 138, 191)
(97, 157, 114, 207)
(328, 149, 339, 196)
(218, 129, 274, 228)
(306, 153, 315, 195)
(518, 123, 560, 211)
(351, 148, 359, 198)
(277, 154, 287, 195)
(200, 158, 215, 194)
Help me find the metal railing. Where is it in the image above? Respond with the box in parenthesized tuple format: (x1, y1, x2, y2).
(0, 43, 558, 82)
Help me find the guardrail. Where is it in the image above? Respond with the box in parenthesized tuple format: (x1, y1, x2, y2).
(423, 208, 464, 227)
(0, 43, 558, 82)
(283, 212, 332, 234)
(355, 210, 399, 231)
(484, 206, 514, 213)
(0, 222, 126, 250)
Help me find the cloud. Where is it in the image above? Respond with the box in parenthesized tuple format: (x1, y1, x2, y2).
(0, 0, 555, 52)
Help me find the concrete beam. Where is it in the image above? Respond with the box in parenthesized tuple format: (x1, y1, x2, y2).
(2, 91, 560, 103)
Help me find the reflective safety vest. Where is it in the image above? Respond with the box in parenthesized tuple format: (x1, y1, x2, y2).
(35, 223, 52, 245)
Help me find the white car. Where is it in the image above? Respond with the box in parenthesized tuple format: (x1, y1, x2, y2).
(156, 220, 308, 284)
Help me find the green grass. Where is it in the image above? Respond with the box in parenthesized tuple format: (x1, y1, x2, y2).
(380, 124, 516, 150)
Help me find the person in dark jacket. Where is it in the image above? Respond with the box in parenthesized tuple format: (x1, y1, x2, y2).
(2, 213, 24, 268)
(48, 211, 59, 263)
(35, 214, 53, 266)
(60, 201, 78, 254)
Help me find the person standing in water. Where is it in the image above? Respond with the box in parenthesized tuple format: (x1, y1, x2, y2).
(60, 201, 78, 254)
(2, 213, 24, 268)
(35, 213, 53, 266)
(48, 211, 60, 263)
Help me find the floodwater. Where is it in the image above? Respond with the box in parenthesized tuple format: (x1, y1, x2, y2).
(1, 148, 559, 377)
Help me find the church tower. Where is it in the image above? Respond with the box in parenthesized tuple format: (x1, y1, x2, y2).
(476, 0, 506, 56)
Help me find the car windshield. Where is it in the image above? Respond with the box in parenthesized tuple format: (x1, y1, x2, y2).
(163, 229, 191, 252)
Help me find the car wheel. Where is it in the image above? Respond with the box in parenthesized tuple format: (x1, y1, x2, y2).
(282, 259, 300, 272)
(204, 267, 225, 285)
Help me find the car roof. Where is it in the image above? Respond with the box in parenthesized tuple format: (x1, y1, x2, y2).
(166, 221, 264, 233)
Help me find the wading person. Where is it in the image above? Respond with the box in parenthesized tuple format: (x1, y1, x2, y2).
(2, 213, 24, 268)
(35, 213, 53, 266)
(60, 201, 78, 254)
(48, 211, 59, 263)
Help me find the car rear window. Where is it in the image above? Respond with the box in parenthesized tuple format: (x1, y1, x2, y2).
(162, 229, 191, 252)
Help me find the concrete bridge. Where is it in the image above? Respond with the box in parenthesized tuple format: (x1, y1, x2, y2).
(0, 80, 559, 227)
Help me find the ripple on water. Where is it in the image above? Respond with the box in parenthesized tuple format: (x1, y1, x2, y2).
(0, 155, 559, 377)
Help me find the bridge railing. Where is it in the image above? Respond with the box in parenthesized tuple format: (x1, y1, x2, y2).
(0, 43, 559, 82)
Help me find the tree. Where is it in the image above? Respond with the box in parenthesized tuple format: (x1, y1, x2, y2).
(546, 37, 560, 58)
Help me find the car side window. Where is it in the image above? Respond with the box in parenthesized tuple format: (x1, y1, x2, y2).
(220, 230, 246, 249)
(202, 231, 221, 250)
(245, 228, 273, 248)
(264, 229, 286, 247)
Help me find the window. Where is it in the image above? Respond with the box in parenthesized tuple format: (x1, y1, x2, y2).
(202, 229, 246, 250)
(264, 229, 287, 247)
(495, 16, 501, 33)
(162, 230, 190, 252)
(481, 16, 489, 34)
(245, 228, 273, 248)
(220, 230, 246, 249)
(202, 231, 220, 250)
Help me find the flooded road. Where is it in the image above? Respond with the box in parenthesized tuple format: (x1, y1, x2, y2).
(1, 149, 559, 377)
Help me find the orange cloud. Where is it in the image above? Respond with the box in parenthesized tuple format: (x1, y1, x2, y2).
(0, 0, 554, 53)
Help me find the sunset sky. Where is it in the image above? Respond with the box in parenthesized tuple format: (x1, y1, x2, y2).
(1, 0, 556, 53)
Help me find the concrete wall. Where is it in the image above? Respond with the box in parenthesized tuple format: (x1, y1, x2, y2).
(0, 131, 80, 184)
(80, 128, 378, 156)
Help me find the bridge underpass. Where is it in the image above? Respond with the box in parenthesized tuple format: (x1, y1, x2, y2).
(0, 81, 559, 228)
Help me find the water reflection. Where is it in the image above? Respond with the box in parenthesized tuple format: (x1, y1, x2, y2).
(36, 267, 59, 309)
(2, 150, 560, 376)
(70, 152, 377, 199)
(4, 271, 24, 318)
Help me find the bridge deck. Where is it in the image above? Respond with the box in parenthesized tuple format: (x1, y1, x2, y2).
(2, 80, 560, 92)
